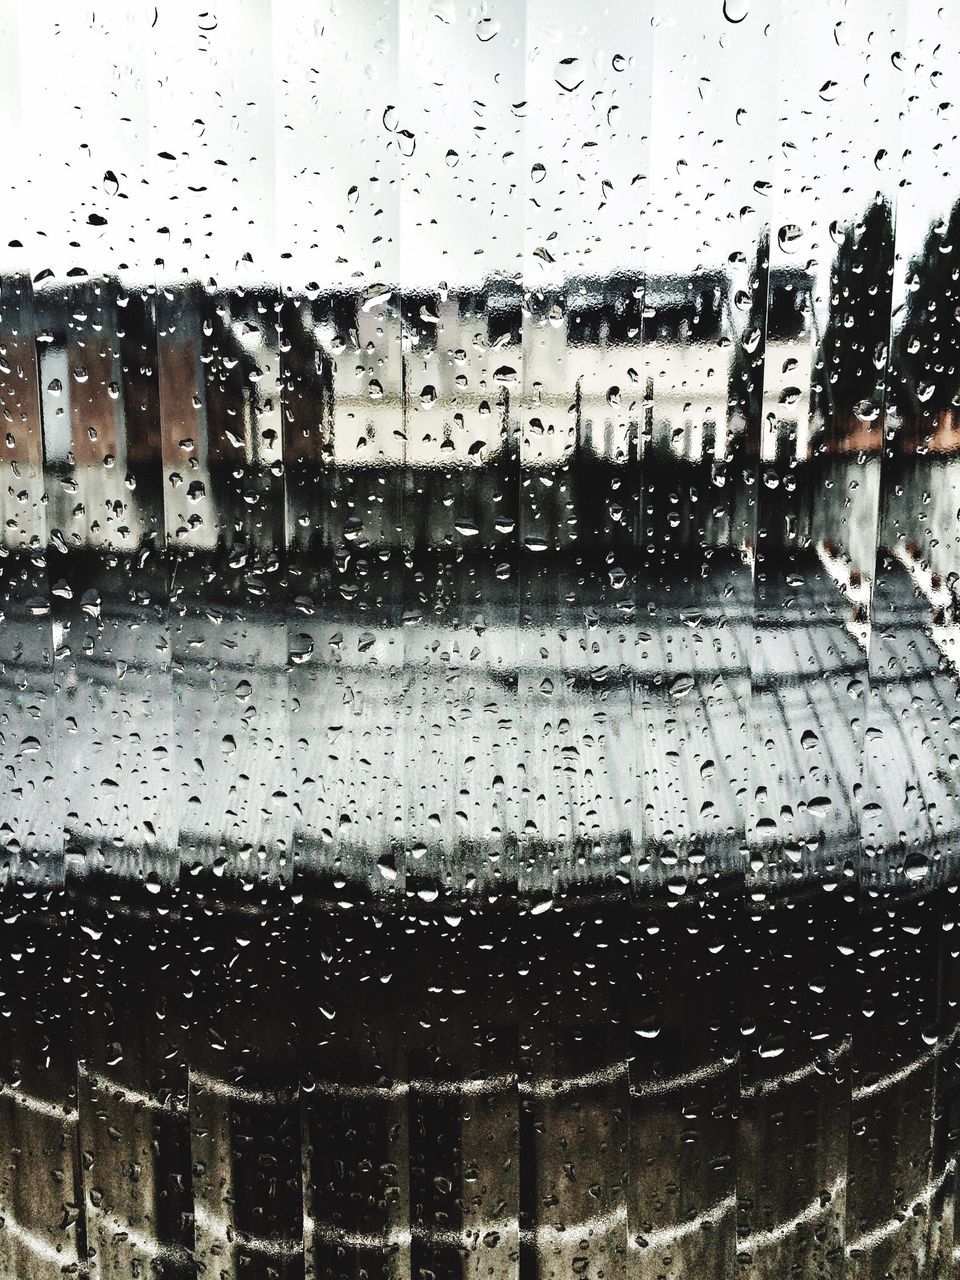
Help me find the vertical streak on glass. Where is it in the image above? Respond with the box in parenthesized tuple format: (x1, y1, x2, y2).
(396, 0, 416, 948)
(41, 7, 187, 1266)
(282, 2, 409, 1276)
(280, 264, 334, 1280)
(618, 17, 655, 1272)
(116, 274, 191, 1279)
(518, 3, 552, 1276)
(65, 269, 182, 1275)
(148, 4, 302, 1275)
(69, 272, 184, 1280)
(737, 168, 774, 1280)
(400, 1, 455, 914)
(885, 8, 960, 1266)
(268, 23, 311, 1257)
(742, 0, 824, 1274)
(851, 2, 958, 1274)
(0, 23, 69, 1272)
(558, 5, 654, 1271)
(520, 0, 635, 1273)
(0, 258, 79, 1268)
(18, 8, 135, 1272)
(44, 266, 110, 1278)
(621, 10, 654, 928)
(393, 62, 420, 1262)
(155, 277, 202, 1280)
(623, 13, 656, 1280)
(275, 14, 334, 1276)
(282, 0, 405, 910)
(397, 2, 526, 1276)
(445, 1, 524, 1275)
(519, 3, 573, 1276)
(627, 4, 751, 1278)
(743, 1, 885, 1272)
(52, 281, 146, 1280)
(811, 7, 906, 1278)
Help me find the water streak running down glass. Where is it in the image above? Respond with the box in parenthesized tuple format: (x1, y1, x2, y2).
(0, 2, 958, 1278)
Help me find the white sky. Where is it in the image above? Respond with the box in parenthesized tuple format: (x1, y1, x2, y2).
(0, 0, 957, 321)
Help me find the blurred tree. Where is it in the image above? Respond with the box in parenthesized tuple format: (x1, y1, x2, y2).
(893, 196, 960, 447)
(813, 196, 894, 451)
(729, 227, 770, 456)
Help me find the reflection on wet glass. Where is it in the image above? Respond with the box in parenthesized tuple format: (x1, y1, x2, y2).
(0, 1, 958, 1277)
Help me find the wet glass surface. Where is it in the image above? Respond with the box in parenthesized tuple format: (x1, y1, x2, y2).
(1, 2, 959, 1277)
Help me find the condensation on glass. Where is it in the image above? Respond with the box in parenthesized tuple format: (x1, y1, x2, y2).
(0, 2, 957, 1278)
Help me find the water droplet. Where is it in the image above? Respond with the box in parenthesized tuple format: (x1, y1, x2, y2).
(904, 854, 929, 882)
(722, 0, 750, 22)
(854, 400, 880, 423)
(669, 673, 694, 699)
(554, 57, 584, 93)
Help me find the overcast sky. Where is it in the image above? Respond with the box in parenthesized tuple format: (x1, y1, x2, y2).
(0, 0, 957, 324)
